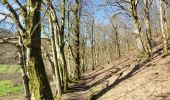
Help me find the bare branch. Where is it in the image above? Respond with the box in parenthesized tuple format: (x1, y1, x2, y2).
(1, 0, 25, 34)
(0, 36, 19, 47)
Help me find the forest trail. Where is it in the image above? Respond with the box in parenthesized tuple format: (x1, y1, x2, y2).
(0, 50, 137, 100)
(61, 39, 170, 100)
(61, 50, 139, 100)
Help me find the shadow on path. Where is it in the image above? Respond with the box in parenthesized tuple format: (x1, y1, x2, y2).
(91, 59, 149, 100)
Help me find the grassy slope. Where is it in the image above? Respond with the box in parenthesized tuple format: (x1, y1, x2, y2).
(0, 65, 23, 97)
(0, 80, 23, 96)
(0, 65, 19, 73)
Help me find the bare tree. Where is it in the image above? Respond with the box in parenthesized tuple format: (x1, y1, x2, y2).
(159, 0, 169, 56)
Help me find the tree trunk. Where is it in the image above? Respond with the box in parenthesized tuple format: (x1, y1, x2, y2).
(131, 0, 146, 52)
(59, 0, 69, 90)
(113, 26, 121, 59)
(26, 0, 53, 99)
(82, 46, 85, 73)
(160, 0, 169, 56)
(91, 19, 95, 70)
(143, 0, 152, 57)
(73, 0, 81, 80)
(18, 45, 31, 100)
(46, 0, 69, 90)
(48, 14, 62, 96)
(67, 6, 72, 79)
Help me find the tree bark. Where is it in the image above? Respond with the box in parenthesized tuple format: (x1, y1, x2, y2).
(59, 0, 69, 90)
(160, 0, 169, 56)
(18, 41, 31, 100)
(45, 0, 69, 91)
(131, 0, 146, 52)
(26, 0, 53, 99)
(48, 14, 62, 96)
(73, 0, 81, 79)
(91, 19, 95, 70)
(143, 0, 152, 57)
(115, 28, 121, 59)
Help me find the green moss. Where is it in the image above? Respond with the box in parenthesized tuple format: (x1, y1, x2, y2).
(0, 80, 23, 96)
(0, 65, 19, 73)
(137, 51, 149, 61)
(89, 87, 98, 97)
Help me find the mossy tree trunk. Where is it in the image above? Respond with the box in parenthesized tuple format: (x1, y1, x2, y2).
(66, 4, 72, 78)
(45, 0, 64, 95)
(131, 0, 146, 53)
(73, 0, 81, 80)
(26, 0, 53, 99)
(160, 0, 169, 56)
(45, 0, 69, 92)
(48, 14, 62, 96)
(18, 44, 31, 100)
(143, 0, 153, 57)
(59, 0, 69, 91)
(81, 35, 86, 73)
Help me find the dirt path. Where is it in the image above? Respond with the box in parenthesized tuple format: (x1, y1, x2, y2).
(0, 73, 21, 81)
(61, 52, 137, 100)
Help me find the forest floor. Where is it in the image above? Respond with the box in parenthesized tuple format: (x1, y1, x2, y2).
(1, 37, 170, 100)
